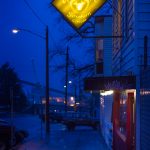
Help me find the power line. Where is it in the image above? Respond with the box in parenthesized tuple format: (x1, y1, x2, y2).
(23, 0, 63, 57)
(23, 0, 46, 26)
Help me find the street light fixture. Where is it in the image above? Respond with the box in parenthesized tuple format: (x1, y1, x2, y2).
(68, 80, 72, 84)
(12, 29, 19, 34)
(66, 80, 77, 111)
(12, 26, 50, 135)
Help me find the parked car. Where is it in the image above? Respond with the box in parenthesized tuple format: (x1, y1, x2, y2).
(0, 119, 28, 149)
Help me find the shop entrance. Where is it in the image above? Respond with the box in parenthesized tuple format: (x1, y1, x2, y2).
(113, 91, 135, 150)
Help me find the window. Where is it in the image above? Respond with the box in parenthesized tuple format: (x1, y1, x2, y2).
(96, 39, 103, 62)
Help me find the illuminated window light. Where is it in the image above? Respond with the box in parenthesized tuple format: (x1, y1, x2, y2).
(100, 90, 114, 96)
(76, 102, 80, 105)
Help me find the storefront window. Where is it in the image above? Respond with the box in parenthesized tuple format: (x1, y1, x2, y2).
(119, 92, 127, 135)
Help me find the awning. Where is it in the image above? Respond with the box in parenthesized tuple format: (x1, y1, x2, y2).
(84, 76, 136, 91)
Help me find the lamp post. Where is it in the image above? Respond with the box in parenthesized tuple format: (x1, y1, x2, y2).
(68, 80, 77, 111)
(12, 26, 50, 135)
(45, 26, 50, 134)
(65, 46, 69, 112)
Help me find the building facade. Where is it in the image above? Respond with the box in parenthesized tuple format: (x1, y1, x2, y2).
(96, 15, 113, 149)
(112, 0, 150, 149)
(85, 1, 150, 150)
(85, 1, 150, 149)
(86, 15, 113, 149)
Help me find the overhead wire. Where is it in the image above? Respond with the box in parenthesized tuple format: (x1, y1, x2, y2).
(23, 0, 65, 72)
(23, 0, 46, 27)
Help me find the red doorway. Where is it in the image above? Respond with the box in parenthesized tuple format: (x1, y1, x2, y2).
(113, 91, 135, 150)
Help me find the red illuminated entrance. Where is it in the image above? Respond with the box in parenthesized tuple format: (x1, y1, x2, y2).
(113, 91, 135, 150)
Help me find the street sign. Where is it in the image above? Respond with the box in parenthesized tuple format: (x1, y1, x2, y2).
(52, 0, 107, 29)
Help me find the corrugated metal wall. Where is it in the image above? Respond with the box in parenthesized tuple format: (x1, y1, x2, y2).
(140, 68, 150, 149)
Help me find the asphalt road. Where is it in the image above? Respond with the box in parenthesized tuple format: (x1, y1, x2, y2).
(4, 114, 109, 150)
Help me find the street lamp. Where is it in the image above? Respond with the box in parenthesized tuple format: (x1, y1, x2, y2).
(12, 29, 19, 34)
(67, 80, 77, 111)
(68, 80, 72, 84)
(12, 26, 50, 135)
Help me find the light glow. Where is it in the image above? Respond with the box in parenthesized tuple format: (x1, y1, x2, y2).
(70, 97, 74, 101)
(68, 80, 72, 84)
(76, 102, 80, 105)
(76, 2, 85, 11)
(12, 29, 19, 34)
(52, 0, 107, 29)
(100, 90, 114, 96)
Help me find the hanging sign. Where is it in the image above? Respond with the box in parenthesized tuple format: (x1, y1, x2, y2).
(84, 76, 136, 91)
(52, 0, 107, 29)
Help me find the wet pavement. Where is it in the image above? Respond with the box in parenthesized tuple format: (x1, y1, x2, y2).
(4, 115, 109, 150)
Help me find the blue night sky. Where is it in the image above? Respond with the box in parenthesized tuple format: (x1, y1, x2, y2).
(0, 0, 110, 92)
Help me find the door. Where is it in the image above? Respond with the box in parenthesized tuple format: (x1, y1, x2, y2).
(113, 91, 135, 150)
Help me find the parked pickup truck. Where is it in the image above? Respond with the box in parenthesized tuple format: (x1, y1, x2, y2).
(40, 112, 63, 123)
(62, 112, 100, 131)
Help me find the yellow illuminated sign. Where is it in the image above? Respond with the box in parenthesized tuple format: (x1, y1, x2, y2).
(52, 0, 107, 29)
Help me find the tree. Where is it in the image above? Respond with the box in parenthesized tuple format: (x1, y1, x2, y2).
(0, 63, 28, 112)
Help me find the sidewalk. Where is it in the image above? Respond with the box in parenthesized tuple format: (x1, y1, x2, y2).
(16, 127, 109, 150)
(11, 115, 109, 150)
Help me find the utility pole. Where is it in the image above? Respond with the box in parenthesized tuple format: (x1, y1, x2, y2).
(78, 71, 81, 104)
(12, 25, 50, 136)
(45, 26, 50, 134)
(65, 46, 69, 112)
(10, 87, 14, 149)
(74, 85, 77, 112)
